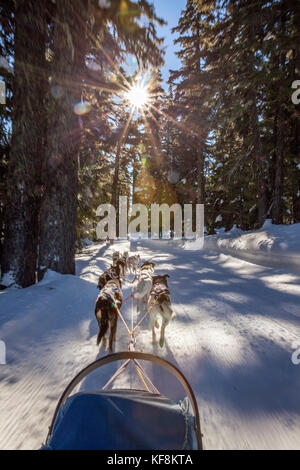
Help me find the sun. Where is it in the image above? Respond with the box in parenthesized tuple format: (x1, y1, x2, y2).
(125, 81, 149, 110)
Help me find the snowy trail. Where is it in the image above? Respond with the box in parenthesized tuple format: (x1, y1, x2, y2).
(0, 240, 300, 449)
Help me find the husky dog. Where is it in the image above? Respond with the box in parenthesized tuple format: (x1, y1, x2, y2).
(95, 278, 122, 351)
(118, 251, 129, 278)
(97, 261, 122, 290)
(135, 262, 155, 314)
(112, 251, 120, 267)
(123, 251, 129, 272)
(148, 274, 175, 348)
(122, 251, 129, 265)
(127, 254, 140, 275)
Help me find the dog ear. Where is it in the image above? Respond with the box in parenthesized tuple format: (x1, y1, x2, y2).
(163, 274, 170, 278)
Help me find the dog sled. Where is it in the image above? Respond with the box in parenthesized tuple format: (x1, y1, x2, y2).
(42, 351, 203, 450)
(42, 252, 203, 450)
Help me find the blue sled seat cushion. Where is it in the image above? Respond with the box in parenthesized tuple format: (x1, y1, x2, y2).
(46, 390, 193, 450)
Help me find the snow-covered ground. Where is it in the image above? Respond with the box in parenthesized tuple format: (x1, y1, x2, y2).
(0, 227, 300, 450)
(203, 220, 300, 271)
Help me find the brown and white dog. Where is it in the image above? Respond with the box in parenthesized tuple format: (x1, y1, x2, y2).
(97, 261, 122, 290)
(135, 262, 155, 314)
(95, 277, 123, 351)
(148, 274, 175, 347)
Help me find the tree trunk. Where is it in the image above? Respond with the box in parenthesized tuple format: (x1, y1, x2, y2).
(197, 148, 205, 204)
(1, 1, 47, 287)
(292, 12, 300, 223)
(38, 1, 85, 277)
(272, 110, 284, 224)
(272, 29, 286, 225)
(249, 88, 266, 227)
(196, 16, 206, 206)
(111, 140, 121, 210)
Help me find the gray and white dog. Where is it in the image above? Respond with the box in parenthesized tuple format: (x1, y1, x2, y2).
(148, 274, 175, 347)
(127, 254, 140, 275)
(135, 262, 155, 314)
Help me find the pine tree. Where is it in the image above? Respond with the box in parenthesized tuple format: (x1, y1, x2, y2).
(37, 0, 87, 277)
(169, 0, 216, 206)
(1, 1, 47, 287)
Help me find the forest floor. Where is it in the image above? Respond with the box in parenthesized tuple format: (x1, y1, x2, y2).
(0, 236, 300, 450)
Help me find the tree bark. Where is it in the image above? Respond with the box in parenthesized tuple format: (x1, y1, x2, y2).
(272, 18, 286, 225)
(292, 9, 300, 222)
(272, 107, 284, 225)
(1, 1, 47, 287)
(249, 96, 266, 227)
(197, 148, 205, 204)
(38, 0, 85, 277)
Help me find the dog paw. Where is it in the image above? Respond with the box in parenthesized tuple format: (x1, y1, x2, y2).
(159, 338, 164, 348)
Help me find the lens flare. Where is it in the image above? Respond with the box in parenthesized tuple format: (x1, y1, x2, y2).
(73, 101, 91, 116)
(125, 82, 149, 110)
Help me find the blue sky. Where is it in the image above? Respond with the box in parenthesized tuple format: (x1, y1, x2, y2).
(124, 1, 186, 88)
(152, 0, 186, 85)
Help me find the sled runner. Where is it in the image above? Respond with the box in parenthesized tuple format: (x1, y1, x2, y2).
(42, 352, 203, 450)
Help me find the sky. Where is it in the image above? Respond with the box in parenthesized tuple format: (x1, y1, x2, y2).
(152, 0, 186, 86)
(123, 1, 186, 89)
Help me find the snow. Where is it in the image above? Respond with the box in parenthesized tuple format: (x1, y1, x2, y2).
(0, 229, 300, 449)
(37, 269, 64, 286)
(203, 221, 300, 271)
(1, 272, 18, 288)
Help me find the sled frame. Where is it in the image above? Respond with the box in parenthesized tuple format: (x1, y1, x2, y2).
(46, 351, 203, 450)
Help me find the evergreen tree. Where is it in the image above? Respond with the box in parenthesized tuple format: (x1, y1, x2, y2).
(1, 1, 47, 287)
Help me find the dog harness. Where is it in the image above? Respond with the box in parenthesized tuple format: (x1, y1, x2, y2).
(102, 287, 121, 307)
(150, 284, 170, 299)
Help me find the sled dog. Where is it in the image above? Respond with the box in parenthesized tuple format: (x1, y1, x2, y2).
(118, 252, 129, 278)
(97, 261, 122, 290)
(127, 254, 140, 275)
(135, 262, 155, 314)
(112, 251, 120, 267)
(148, 274, 175, 347)
(95, 278, 122, 351)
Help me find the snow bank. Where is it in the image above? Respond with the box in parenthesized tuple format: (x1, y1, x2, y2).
(0, 271, 19, 289)
(203, 221, 300, 270)
(183, 238, 204, 250)
(37, 269, 65, 286)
